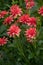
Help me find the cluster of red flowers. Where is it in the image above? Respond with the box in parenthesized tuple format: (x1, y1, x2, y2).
(24, 0, 35, 9)
(18, 14, 36, 27)
(0, 1, 43, 46)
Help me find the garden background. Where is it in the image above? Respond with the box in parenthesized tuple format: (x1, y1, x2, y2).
(0, 0, 43, 65)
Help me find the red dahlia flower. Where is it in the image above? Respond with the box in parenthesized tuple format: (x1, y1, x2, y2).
(0, 37, 8, 46)
(38, 6, 43, 16)
(18, 14, 30, 24)
(0, 11, 8, 18)
(25, 28, 36, 41)
(10, 5, 22, 18)
(24, 0, 35, 9)
(18, 14, 36, 27)
(27, 17, 36, 27)
(7, 24, 21, 37)
(3, 16, 13, 25)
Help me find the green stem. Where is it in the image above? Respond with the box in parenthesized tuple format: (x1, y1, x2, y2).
(15, 37, 30, 64)
(12, 0, 15, 4)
